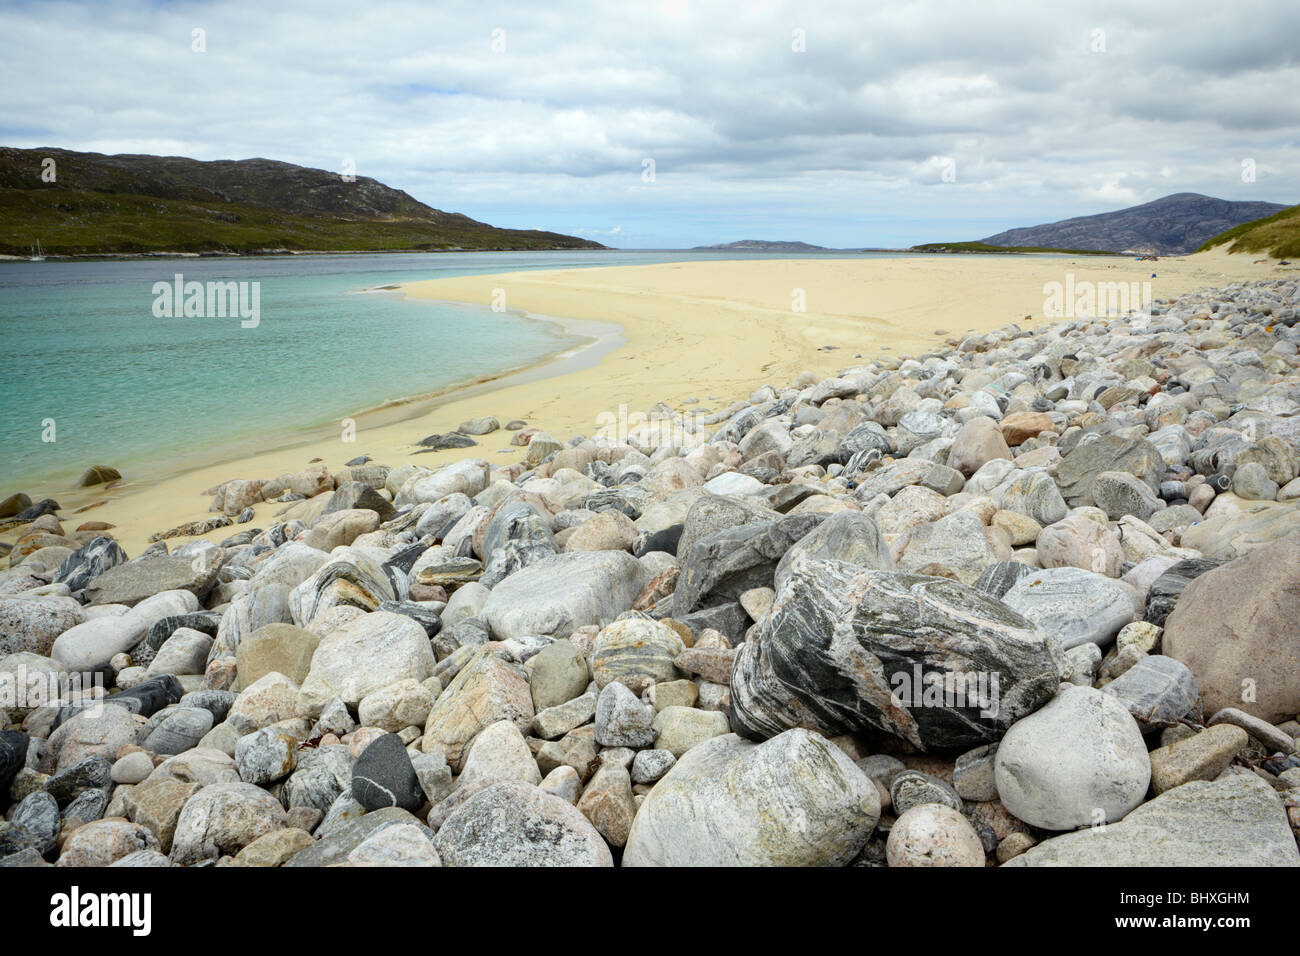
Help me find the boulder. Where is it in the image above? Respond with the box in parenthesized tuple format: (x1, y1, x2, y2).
(296, 611, 436, 717)
(623, 730, 879, 866)
(1001, 567, 1135, 650)
(994, 685, 1151, 831)
(1163, 530, 1300, 723)
(434, 781, 613, 867)
(1005, 774, 1299, 866)
(730, 561, 1063, 751)
(480, 551, 648, 639)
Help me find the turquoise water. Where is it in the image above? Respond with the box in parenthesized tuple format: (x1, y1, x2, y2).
(0, 249, 885, 494)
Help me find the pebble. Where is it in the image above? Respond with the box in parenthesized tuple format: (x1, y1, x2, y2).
(886, 804, 986, 867)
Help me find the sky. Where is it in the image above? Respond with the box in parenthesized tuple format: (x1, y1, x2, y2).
(2, 0, 1298, 248)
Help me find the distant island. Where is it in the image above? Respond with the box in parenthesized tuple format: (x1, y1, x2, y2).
(971, 193, 1287, 256)
(0, 147, 606, 256)
(692, 239, 828, 252)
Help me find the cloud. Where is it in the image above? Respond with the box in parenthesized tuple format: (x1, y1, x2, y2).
(1, 0, 1296, 247)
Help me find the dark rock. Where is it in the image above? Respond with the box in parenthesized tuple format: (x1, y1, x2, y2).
(1144, 558, 1222, 626)
(481, 539, 558, 588)
(322, 481, 395, 521)
(15, 499, 60, 522)
(142, 707, 213, 755)
(53, 675, 184, 729)
(433, 617, 490, 659)
(10, 791, 59, 855)
(179, 690, 237, 724)
(481, 501, 557, 567)
(378, 600, 441, 637)
(0, 493, 32, 519)
(0, 822, 42, 859)
(62, 787, 110, 827)
(45, 756, 113, 809)
(1, 730, 29, 805)
(890, 769, 963, 815)
(730, 562, 1064, 751)
(633, 523, 683, 558)
(78, 466, 121, 487)
(383, 543, 427, 577)
(415, 432, 477, 451)
(673, 513, 826, 616)
(138, 612, 222, 667)
(53, 537, 127, 592)
(672, 603, 749, 647)
(974, 561, 1035, 600)
(352, 733, 424, 812)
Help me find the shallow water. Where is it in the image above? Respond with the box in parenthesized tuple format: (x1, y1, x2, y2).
(0, 248, 888, 493)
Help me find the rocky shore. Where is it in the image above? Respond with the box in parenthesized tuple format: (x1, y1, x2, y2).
(3, 277, 1300, 867)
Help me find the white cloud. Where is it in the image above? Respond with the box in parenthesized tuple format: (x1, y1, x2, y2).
(0, 0, 1296, 247)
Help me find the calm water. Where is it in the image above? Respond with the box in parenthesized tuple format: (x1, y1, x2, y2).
(0, 249, 881, 493)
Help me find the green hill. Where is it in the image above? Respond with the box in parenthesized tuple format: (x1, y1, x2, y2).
(0, 146, 605, 256)
(1197, 204, 1300, 259)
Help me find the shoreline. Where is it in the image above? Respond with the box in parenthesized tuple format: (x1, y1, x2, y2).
(4, 250, 1293, 557)
(3, 300, 624, 520)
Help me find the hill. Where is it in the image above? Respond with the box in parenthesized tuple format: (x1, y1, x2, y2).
(691, 239, 827, 251)
(978, 193, 1288, 255)
(1197, 204, 1300, 259)
(0, 146, 605, 256)
(910, 241, 1119, 255)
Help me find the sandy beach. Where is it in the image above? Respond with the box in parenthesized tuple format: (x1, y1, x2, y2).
(10, 249, 1292, 558)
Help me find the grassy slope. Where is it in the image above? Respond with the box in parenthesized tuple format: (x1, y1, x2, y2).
(0, 147, 603, 255)
(1196, 204, 1300, 259)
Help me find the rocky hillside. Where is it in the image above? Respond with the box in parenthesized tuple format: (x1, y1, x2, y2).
(1199, 203, 1300, 259)
(981, 193, 1288, 256)
(0, 147, 605, 256)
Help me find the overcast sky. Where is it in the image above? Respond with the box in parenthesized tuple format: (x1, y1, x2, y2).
(2, 0, 1297, 247)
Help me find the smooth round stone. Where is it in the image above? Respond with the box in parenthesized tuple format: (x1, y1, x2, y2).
(111, 751, 156, 784)
(886, 804, 986, 867)
(994, 685, 1151, 830)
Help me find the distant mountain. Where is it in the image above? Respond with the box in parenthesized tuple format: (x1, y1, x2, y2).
(692, 239, 827, 251)
(979, 193, 1289, 256)
(0, 146, 605, 256)
(1199, 203, 1300, 259)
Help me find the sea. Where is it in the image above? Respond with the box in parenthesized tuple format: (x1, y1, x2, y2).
(0, 249, 879, 494)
